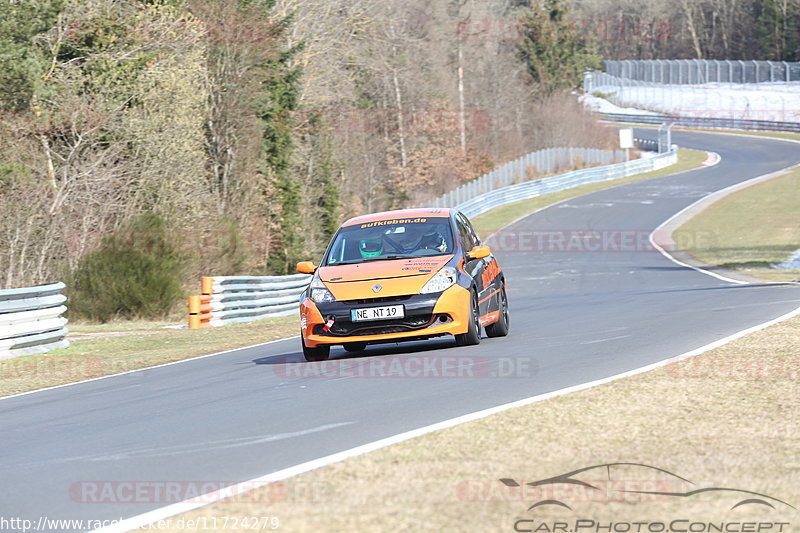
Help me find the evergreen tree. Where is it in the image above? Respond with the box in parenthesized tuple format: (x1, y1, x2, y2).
(259, 11, 305, 274)
(316, 133, 340, 242)
(516, 0, 600, 93)
(307, 111, 340, 251)
(0, 0, 63, 111)
(756, 0, 799, 61)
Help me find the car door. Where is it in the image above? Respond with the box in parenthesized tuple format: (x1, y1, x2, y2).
(456, 213, 495, 319)
(459, 213, 503, 316)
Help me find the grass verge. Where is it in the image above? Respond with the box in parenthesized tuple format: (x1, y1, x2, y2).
(146, 313, 800, 532)
(0, 316, 298, 398)
(678, 167, 800, 282)
(470, 148, 708, 238)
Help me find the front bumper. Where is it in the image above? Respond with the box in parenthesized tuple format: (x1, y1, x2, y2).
(300, 285, 471, 347)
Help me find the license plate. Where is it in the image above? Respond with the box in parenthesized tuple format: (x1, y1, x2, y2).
(351, 305, 405, 322)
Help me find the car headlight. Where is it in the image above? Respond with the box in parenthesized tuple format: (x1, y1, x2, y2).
(420, 267, 457, 294)
(310, 276, 335, 303)
(311, 288, 335, 303)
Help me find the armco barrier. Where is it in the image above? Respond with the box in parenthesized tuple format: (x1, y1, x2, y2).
(451, 149, 678, 219)
(0, 282, 69, 358)
(599, 112, 800, 134)
(188, 275, 311, 329)
(432, 146, 627, 209)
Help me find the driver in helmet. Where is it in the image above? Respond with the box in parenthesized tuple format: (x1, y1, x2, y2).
(358, 235, 384, 258)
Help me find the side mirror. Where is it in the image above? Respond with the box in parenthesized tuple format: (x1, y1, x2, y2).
(467, 245, 491, 260)
(296, 261, 317, 274)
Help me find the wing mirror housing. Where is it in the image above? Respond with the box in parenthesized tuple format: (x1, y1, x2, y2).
(467, 245, 491, 260)
(296, 261, 317, 274)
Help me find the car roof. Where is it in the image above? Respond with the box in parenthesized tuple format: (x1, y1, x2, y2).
(341, 208, 453, 228)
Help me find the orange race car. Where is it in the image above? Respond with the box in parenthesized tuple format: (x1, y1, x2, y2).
(296, 208, 509, 361)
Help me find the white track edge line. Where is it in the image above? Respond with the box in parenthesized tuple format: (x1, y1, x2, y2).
(92, 303, 800, 533)
(649, 161, 800, 286)
(0, 335, 299, 402)
(699, 151, 721, 167)
(483, 147, 709, 242)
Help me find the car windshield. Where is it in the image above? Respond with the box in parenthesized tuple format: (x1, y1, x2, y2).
(325, 218, 455, 266)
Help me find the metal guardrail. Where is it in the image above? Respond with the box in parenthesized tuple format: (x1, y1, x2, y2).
(432, 147, 627, 209)
(604, 59, 800, 84)
(0, 282, 69, 358)
(453, 149, 678, 219)
(188, 275, 311, 328)
(599, 112, 800, 133)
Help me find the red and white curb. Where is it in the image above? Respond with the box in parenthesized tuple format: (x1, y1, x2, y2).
(700, 151, 721, 167)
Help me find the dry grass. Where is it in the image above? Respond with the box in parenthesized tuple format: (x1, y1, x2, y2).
(146, 315, 800, 532)
(0, 316, 298, 397)
(679, 168, 800, 283)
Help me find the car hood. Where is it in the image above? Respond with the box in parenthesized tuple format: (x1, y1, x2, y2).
(318, 255, 453, 283)
(317, 255, 454, 301)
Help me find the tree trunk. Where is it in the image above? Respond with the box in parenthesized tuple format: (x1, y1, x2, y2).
(457, 22, 467, 155)
(391, 67, 408, 168)
(682, 0, 704, 59)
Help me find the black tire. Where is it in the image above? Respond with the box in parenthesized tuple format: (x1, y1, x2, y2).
(343, 342, 368, 353)
(485, 285, 510, 338)
(302, 337, 331, 362)
(455, 290, 481, 346)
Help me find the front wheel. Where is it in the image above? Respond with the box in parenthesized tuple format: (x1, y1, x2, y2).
(302, 336, 330, 362)
(485, 285, 509, 338)
(455, 290, 481, 346)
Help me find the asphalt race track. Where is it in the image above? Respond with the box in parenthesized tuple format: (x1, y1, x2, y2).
(2, 130, 799, 531)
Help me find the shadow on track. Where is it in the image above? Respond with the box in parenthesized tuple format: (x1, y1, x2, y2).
(252, 337, 462, 366)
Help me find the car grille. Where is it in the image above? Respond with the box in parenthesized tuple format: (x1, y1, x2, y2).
(314, 314, 450, 337)
(340, 295, 413, 305)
